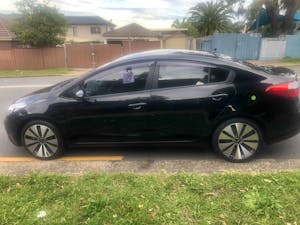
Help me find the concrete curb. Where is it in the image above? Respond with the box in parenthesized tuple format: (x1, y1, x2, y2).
(0, 159, 299, 175)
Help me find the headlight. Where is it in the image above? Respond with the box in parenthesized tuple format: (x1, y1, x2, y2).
(8, 102, 27, 113)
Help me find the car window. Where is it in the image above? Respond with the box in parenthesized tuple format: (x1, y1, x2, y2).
(84, 64, 150, 96)
(209, 67, 230, 83)
(157, 62, 229, 89)
(233, 69, 267, 83)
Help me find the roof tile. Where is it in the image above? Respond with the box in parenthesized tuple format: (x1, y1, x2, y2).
(103, 23, 157, 37)
(65, 16, 115, 26)
(0, 14, 15, 41)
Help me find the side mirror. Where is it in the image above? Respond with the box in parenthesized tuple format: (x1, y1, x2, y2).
(75, 89, 84, 98)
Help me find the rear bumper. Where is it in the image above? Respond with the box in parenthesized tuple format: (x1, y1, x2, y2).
(264, 111, 300, 144)
(266, 125, 300, 144)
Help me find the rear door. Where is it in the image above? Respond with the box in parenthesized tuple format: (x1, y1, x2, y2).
(148, 60, 236, 140)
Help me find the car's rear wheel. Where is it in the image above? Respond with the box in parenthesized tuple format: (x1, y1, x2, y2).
(212, 118, 262, 162)
(22, 121, 64, 160)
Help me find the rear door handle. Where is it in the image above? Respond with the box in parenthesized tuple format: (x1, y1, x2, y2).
(128, 102, 147, 110)
(209, 93, 229, 101)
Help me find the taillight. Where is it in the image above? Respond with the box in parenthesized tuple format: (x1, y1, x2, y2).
(265, 81, 299, 98)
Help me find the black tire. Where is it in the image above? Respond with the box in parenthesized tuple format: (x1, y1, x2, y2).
(21, 120, 64, 160)
(212, 118, 263, 163)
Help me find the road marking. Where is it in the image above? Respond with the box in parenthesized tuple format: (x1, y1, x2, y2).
(0, 156, 124, 162)
(0, 85, 51, 89)
(0, 157, 36, 162)
(59, 156, 124, 161)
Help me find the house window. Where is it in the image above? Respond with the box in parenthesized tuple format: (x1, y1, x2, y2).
(72, 26, 78, 36)
(91, 26, 101, 34)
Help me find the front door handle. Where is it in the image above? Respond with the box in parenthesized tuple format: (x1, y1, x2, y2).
(209, 93, 229, 101)
(128, 102, 147, 110)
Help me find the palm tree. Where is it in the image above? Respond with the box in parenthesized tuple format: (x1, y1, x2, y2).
(172, 18, 200, 37)
(172, 18, 189, 28)
(189, 1, 233, 36)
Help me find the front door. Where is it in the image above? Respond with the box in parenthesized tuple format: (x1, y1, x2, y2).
(60, 62, 155, 143)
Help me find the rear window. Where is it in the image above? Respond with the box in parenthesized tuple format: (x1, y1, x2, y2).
(157, 62, 229, 89)
(234, 69, 265, 83)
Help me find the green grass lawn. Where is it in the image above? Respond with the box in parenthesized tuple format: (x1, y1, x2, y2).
(0, 68, 73, 77)
(0, 172, 299, 225)
(280, 57, 300, 64)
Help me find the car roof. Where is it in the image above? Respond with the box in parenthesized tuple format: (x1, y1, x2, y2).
(112, 49, 218, 64)
(118, 49, 217, 60)
(99, 49, 251, 70)
(92, 49, 269, 78)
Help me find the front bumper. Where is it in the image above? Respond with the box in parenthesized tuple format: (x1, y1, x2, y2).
(4, 113, 24, 146)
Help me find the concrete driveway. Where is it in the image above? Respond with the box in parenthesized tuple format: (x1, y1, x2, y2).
(0, 74, 299, 174)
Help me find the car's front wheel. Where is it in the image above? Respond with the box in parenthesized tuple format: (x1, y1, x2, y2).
(22, 120, 64, 160)
(212, 118, 262, 162)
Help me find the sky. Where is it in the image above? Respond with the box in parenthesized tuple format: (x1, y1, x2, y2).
(0, 0, 205, 28)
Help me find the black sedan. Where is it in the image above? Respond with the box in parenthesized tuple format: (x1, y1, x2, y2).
(4, 50, 300, 162)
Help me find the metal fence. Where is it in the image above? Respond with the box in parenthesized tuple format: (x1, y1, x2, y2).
(285, 35, 300, 58)
(200, 33, 300, 60)
(259, 37, 286, 60)
(200, 33, 261, 60)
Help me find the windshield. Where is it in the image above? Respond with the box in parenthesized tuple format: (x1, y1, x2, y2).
(51, 78, 76, 90)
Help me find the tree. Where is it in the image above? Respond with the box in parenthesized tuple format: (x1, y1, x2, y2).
(172, 18, 189, 28)
(246, 0, 264, 26)
(12, 0, 67, 47)
(264, 0, 280, 35)
(282, 0, 300, 33)
(247, 0, 300, 36)
(229, 21, 245, 33)
(189, 1, 233, 36)
(224, 0, 247, 19)
(171, 18, 200, 37)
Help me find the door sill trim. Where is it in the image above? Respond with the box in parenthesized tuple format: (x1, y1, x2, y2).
(72, 140, 195, 146)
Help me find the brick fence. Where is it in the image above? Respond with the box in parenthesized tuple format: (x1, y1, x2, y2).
(0, 40, 160, 70)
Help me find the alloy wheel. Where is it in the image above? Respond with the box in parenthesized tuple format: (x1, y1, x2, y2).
(217, 122, 260, 160)
(23, 124, 59, 158)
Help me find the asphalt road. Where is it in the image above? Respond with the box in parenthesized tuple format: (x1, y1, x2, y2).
(0, 71, 300, 174)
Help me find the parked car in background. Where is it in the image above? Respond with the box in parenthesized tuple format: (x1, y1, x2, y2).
(4, 50, 300, 162)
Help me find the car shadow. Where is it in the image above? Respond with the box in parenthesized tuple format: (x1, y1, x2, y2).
(2, 136, 299, 162)
(65, 134, 300, 161)
(256, 134, 300, 160)
(65, 142, 215, 161)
